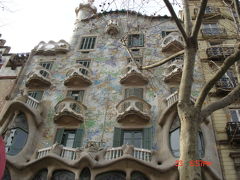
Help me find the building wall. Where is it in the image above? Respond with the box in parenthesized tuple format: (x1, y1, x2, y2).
(0, 1, 234, 180)
(189, 0, 240, 179)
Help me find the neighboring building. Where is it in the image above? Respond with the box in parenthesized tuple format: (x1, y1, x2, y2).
(0, 0, 239, 180)
(0, 34, 29, 113)
(188, 0, 240, 179)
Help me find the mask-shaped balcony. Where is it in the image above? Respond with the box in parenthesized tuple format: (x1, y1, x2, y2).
(116, 96, 151, 123)
(201, 28, 226, 38)
(54, 98, 87, 125)
(26, 65, 52, 88)
(33, 40, 70, 55)
(105, 19, 119, 35)
(163, 57, 183, 83)
(226, 122, 240, 145)
(64, 65, 92, 87)
(206, 46, 234, 61)
(120, 63, 148, 86)
(162, 32, 184, 53)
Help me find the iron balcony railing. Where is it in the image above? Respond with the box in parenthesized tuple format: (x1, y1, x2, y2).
(206, 46, 234, 59)
(215, 77, 237, 89)
(201, 28, 226, 37)
(226, 122, 240, 144)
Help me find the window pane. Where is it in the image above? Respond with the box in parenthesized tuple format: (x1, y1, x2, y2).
(96, 171, 126, 180)
(230, 110, 239, 122)
(52, 170, 75, 180)
(28, 91, 43, 101)
(170, 128, 180, 157)
(123, 131, 143, 148)
(4, 113, 28, 156)
(33, 169, 48, 180)
(80, 168, 91, 180)
(61, 130, 76, 148)
(80, 37, 96, 50)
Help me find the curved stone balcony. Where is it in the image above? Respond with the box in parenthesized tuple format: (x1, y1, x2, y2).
(16, 95, 43, 114)
(26, 65, 52, 88)
(120, 63, 148, 85)
(161, 32, 184, 53)
(64, 65, 92, 87)
(105, 19, 119, 35)
(54, 98, 87, 125)
(163, 59, 183, 83)
(116, 96, 151, 123)
(36, 144, 153, 163)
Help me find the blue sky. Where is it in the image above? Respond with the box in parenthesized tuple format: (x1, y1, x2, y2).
(0, 0, 180, 53)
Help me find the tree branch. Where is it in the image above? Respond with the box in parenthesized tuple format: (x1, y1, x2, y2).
(163, 0, 188, 42)
(195, 46, 240, 109)
(234, 0, 240, 22)
(192, 0, 208, 38)
(140, 50, 184, 70)
(201, 85, 240, 118)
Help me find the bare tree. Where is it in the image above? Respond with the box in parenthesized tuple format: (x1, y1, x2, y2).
(155, 0, 240, 179)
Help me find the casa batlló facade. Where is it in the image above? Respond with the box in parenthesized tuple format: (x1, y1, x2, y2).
(0, 0, 240, 179)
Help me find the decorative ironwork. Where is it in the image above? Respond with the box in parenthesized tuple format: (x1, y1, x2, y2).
(206, 46, 234, 60)
(226, 122, 240, 145)
(201, 28, 226, 37)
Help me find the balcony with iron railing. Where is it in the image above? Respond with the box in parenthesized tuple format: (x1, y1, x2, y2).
(193, 7, 220, 19)
(25, 65, 52, 88)
(54, 98, 87, 125)
(201, 28, 227, 38)
(116, 96, 151, 123)
(214, 77, 237, 96)
(120, 62, 148, 85)
(226, 122, 240, 145)
(161, 32, 184, 53)
(206, 46, 235, 60)
(64, 64, 92, 87)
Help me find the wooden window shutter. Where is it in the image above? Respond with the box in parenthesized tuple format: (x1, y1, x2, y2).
(128, 35, 133, 47)
(113, 127, 123, 147)
(73, 128, 84, 148)
(66, 91, 72, 98)
(54, 128, 64, 144)
(143, 127, 152, 149)
(139, 34, 144, 46)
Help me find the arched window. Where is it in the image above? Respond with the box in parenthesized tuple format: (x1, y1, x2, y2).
(131, 171, 149, 180)
(80, 168, 91, 180)
(32, 169, 48, 180)
(2, 168, 11, 180)
(4, 112, 29, 155)
(169, 116, 204, 158)
(52, 170, 75, 180)
(95, 171, 126, 180)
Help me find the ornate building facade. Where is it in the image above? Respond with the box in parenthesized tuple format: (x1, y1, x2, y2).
(0, 0, 239, 179)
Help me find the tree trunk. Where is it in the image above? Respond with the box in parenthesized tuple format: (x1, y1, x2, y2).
(178, 104, 201, 180)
